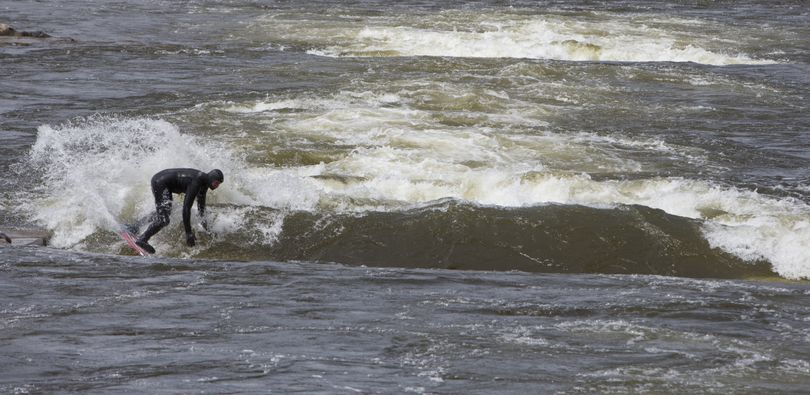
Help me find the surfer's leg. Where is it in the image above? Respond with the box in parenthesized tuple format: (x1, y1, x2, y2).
(127, 214, 153, 235)
(137, 189, 172, 253)
(124, 216, 146, 235)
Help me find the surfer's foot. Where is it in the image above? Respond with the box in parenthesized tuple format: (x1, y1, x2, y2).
(135, 239, 155, 254)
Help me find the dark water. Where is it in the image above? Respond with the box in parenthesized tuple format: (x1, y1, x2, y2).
(3, 247, 810, 393)
(2, 0, 810, 392)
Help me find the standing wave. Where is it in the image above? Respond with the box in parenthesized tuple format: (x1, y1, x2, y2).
(16, 116, 810, 280)
(204, 200, 775, 279)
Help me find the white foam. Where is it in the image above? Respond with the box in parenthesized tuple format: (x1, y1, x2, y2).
(240, 166, 323, 211)
(499, 326, 549, 346)
(312, 147, 810, 277)
(24, 100, 810, 278)
(24, 116, 247, 248)
(22, 115, 333, 250)
(294, 13, 776, 65)
(704, 219, 810, 280)
(223, 99, 305, 114)
(205, 90, 810, 278)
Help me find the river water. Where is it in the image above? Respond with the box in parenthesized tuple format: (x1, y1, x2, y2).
(2, 0, 809, 393)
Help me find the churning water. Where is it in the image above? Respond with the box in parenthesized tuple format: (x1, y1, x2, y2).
(2, 0, 809, 393)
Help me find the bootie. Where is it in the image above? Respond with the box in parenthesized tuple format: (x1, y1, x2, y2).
(135, 239, 156, 254)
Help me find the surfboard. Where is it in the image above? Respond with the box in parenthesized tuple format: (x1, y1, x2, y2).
(118, 227, 150, 256)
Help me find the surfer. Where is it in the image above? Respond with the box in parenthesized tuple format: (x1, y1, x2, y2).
(135, 168, 224, 254)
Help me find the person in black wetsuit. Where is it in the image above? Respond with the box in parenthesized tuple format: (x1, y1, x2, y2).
(135, 168, 224, 254)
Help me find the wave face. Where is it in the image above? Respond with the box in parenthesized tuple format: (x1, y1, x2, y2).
(220, 201, 774, 279)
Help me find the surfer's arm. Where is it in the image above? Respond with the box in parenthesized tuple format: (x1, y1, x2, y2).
(182, 185, 199, 247)
(182, 185, 199, 235)
(197, 190, 208, 231)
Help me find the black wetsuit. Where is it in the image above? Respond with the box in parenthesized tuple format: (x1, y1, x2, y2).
(138, 168, 222, 247)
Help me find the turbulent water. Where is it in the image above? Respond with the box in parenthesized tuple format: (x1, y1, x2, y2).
(3, 246, 810, 394)
(2, 0, 810, 393)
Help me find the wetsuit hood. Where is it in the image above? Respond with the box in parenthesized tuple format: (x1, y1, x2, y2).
(208, 169, 224, 188)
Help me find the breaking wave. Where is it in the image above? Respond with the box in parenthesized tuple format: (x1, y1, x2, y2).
(20, 115, 809, 279)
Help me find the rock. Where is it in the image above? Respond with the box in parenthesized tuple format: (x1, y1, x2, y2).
(19, 30, 51, 38)
(0, 23, 51, 38)
(0, 23, 15, 36)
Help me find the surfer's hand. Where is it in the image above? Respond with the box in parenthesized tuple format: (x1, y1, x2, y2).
(186, 232, 197, 247)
